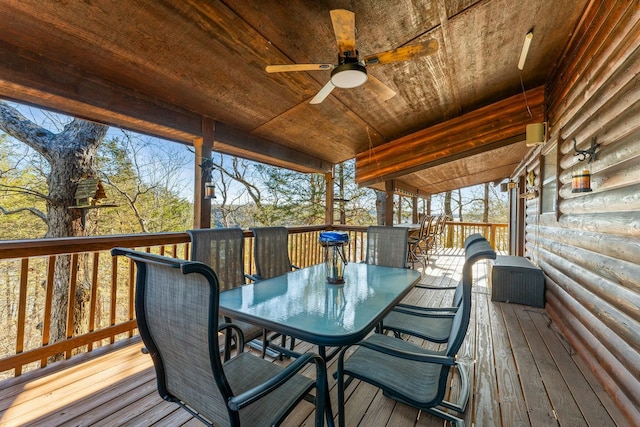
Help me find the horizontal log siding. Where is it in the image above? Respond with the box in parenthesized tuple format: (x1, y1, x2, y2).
(523, 1, 640, 423)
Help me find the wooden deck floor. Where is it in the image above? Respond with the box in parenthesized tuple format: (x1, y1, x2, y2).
(0, 249, 629, 427)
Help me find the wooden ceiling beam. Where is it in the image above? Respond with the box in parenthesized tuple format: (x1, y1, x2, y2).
(0, 41, 331, 174)
(355, 86, 546, 186)
(213, 122, 332, 174)
(0, 40, 201, 143)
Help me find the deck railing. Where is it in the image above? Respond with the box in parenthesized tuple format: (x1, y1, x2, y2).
(0, 221, 506, 379)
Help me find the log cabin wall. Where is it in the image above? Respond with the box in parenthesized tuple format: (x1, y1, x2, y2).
(519, 2, 640, 423)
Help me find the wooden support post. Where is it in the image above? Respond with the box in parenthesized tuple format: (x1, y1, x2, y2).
(412, 195, 418, 223)
(385, 180, 394, 226)
(325, 169, 334, 226)
(193, 117, 214, 229)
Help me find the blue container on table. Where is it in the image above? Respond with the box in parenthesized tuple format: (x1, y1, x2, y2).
(319, 231, 349, 284)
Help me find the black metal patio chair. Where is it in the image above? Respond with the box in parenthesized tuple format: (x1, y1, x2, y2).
(380, 236, 495, 344)
(111, 248, 327, 427)
(250, 226, 300, 357)
(250, 226, 299, 281)
(187, 227, 264, 361)
(336, 236, 495, 427)
(365, 225, 408, 268)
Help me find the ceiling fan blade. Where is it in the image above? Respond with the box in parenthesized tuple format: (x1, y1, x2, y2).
(330, 9, 356, 57)
(266, 64, 334, 73)
(310, 81, 336, 104)
(363, 39, 439, 65)
(367, 75, 396, 101)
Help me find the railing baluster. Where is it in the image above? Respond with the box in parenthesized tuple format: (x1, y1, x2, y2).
(15, 259, 28, 376)
(88, 252, 99, 351)
(128, 258, 135, 337)
(40, 256, 55, 368)
(110, 255, 117, 344)
(66, 254, 79, 359)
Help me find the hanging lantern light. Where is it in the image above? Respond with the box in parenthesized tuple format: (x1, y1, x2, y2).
(571, 137, 599, 193)
(200, 158, 217, 200)
(204, 181, 216, 199)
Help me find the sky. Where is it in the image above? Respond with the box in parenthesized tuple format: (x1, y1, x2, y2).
(3, 100, 506, 218)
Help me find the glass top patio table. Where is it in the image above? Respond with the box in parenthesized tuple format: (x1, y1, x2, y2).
(218, 263, 421, 348)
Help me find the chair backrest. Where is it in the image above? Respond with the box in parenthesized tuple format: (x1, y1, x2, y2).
(416, 214, 431, 237)
(463, 233, 486, 250)
(111, 248, 233, 426)
(436, 214, 448, 233)
(188, 227, 246, 292)
(450, 235, 490, 307)
(251, 226, 293, 280)
(365, 226, 408, 268)
(445, 239, 496, 356)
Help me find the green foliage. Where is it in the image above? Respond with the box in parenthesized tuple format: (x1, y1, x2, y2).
(248, 159, 376, 227)
(0, 135, 48, 238)
(93, 132, 193, 234)
(253, 164, 326, 225)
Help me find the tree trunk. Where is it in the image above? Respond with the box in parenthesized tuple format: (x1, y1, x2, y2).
(0, 104, 108, 358)
(444, 191, 454, 248)
(46, 123, 106, 351)
(483, 182, 490, 223)
(376, 190, 386, 225)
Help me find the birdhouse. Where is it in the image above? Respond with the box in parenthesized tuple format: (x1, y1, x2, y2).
(69, 178, 116, 209)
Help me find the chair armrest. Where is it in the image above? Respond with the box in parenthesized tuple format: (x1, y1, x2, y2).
(218, 322, 245, 353)
(357, 340, 455, 365)
(291, 264, 300, 270)
(415, 284, 457, 290)
(391, 305, 456, 318)
(395, 303, 457, 313)
(227, 353, 325, 411)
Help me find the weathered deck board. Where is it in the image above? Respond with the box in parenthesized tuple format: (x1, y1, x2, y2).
(485, 292, 529, 426)
(0, 248, 629, 426)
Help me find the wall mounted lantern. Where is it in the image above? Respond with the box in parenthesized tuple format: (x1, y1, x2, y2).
(200, 158, 217, 200)
(204, 181, 216, 199)
(571, 137, 599, 193)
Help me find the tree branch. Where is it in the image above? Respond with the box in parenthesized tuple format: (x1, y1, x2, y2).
(0, 101, 56, 160)
(0, 205, 47, 221)
(0, 183, 49, 200)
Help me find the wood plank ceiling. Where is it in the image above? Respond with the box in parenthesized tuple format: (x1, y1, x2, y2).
(0, 0, 588, 195)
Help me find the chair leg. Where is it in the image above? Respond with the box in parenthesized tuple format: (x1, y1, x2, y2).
(440, 362, 470, 413)
(337, 356, 346, 427)
(261, 329, 268, 358)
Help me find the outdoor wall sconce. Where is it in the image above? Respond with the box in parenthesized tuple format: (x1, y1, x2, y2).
(500, 181, 517, 192)
(572, 137, 599, 193)
(204, 181, 216, 199)
(200, 158, 217, 200)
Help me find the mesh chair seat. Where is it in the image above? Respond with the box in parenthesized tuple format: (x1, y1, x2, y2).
(382, 235, 494, 344)
(382, 308, 453, 342)
(224, 352, 316, 425)
(341, 334, 445, 406)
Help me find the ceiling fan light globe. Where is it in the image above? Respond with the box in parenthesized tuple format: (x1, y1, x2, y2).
(330, 63, 368, 88)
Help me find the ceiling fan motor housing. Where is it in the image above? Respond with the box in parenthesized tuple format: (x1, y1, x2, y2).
(331, 62, 368, 88)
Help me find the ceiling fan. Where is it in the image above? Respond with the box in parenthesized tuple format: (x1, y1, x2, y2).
(266, 9, 439, 104)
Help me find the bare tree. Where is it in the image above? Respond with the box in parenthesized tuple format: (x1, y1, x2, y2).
(0, 102, 108, 354)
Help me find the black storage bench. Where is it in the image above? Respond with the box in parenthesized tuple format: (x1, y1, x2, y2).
(489, 255, 545, 308)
